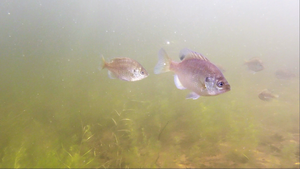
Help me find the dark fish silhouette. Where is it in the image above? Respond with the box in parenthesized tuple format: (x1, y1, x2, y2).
(102, 57, 148, 81)
(258, 89, 279, 101)
(244, 57, 264, 72)
(275, 69, 296, 79)
(154, 48, 230, 100)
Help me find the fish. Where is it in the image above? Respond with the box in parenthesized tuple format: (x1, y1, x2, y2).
(275, 69, 296, 79)
(258, 89, 279, 101)
(244, 57, 264, 72)
(101, 57, 148, 81)
(216, 64, 226, 73)
(154, 48, 230, 99)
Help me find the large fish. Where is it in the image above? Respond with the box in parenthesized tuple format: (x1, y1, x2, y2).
(102, 57, 148, 81)
(154, 48, 230, 99)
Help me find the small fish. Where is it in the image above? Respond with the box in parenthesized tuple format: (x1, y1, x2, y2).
(101, 57, 148, 81)
(244, 57, 264, 72)
(258, 89, 279, 101)
(275, 69, 295, 79)
(154, 48, 230, 99)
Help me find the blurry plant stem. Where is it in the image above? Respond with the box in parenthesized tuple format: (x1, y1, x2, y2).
(80, 120, 94, 153)
(14, 143, 25, 169)
(243, 153, 249, 160)
(114, 109, 121, 116)
(131, 99, 146, 103)
(154, 153, 161, 168)
(79, 120, 85, 154)
(60, 144, 72, 168)
(112, 132, 119, 146)
(158, 120, 170, 140)
(102, 160, 112, 169)
(111, 118, 117, 126)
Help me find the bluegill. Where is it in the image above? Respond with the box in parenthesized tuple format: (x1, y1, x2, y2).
(244, 57, 264, 72)
(154, 48, 230, 99)
(275, 69, 296, 79)
(102, 57, 148, 81)
(258, 89, 279, 101)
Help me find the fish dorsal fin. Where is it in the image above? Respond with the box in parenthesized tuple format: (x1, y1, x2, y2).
(179, 48, 209, 62)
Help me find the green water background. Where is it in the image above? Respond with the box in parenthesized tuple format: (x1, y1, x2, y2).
(0, 0, 299, 168)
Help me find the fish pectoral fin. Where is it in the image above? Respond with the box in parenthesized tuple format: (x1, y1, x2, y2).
(200, 86, 207, 92)
(174, 75, 186, 90)
(186, 92, 200, 100)
(107, 70, 117, 79)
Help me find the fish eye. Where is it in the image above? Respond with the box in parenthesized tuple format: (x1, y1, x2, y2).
(141, 71, 144, 75)
(217, 81, 224, 87)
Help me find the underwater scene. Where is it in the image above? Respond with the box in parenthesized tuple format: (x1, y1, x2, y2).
(0, 0, 299, 168)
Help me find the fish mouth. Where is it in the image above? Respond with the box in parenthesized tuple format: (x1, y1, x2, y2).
(219, 85, 231, 93)
(226, 85, 231, 91)
(143, 73, 149, 78)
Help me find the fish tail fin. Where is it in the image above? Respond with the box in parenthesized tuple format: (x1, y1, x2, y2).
(154, 48, 171, 74)
(101, 55, 106, 70)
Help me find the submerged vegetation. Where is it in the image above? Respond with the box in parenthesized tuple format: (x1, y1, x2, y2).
(0, 76, 298, 168)
(0, 0, 299, 168)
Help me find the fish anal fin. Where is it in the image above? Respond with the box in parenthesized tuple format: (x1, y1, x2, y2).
(108, 70, 117, 79)
(174, 75, 186, 90)
(186, 92, 200, 100)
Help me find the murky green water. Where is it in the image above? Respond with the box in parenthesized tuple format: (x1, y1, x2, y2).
(0, 0, 299, 168)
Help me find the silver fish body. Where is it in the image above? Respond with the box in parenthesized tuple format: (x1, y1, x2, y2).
(102, 57, 148, 81)
(154, 48, 230, 99)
